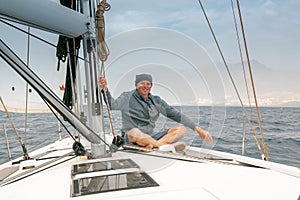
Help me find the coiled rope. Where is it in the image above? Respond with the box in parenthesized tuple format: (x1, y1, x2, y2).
(95, 0, 116, 138)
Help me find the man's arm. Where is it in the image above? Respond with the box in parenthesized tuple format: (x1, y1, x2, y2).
(155, 95, 213, 144)
(194, 126, 213, 144)
(154, 95, 196, 129)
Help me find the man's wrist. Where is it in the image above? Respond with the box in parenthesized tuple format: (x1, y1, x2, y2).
(195, 126, 204, 133)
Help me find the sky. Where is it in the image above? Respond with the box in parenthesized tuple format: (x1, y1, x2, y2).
(0, 0, 300, 112)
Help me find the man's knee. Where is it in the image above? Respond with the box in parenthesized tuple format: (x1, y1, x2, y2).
(176, 126, 188, 136)
(127, 128, 141, 142)
(167, 126, 188, 137)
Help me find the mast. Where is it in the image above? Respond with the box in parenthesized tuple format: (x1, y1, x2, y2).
(0, 0, 109, 157)
(0, 39, 104, 145)
(80, 0, 106, 158)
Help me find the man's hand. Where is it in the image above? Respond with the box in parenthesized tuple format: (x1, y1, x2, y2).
(194, 126, 213, 144)
(98, 75, 107, 91)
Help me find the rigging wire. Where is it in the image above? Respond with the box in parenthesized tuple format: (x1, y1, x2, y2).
(229, 0, 248, 156)
(1, 37, 112, 149)
(0, 151, 76, 187)
(42, 94, 111, 151)
(235, 0, 268, 160)
(197, 0, 268, 160)
(229, 0, 264, 158)
(229, 0, 249, 106)
(2, 124, 12, 161)
(196, 0, 245, 108)
(0, 4, 113, 152)
(42, 98, 77, 142)
(0, 96, 30, 160)
(24, 26, 31, 145)
(0, 19, 86, 62)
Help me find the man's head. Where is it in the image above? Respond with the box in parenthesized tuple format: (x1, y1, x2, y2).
(135, 74, 152, 99)
(135, 74, 152, 86)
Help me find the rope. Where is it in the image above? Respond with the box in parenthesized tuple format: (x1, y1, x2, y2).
(96, 0, 110, 62)
(197, 0, 245, 110)
(122, 144, 238, 165)
(229, 0, 265, 159)
(95, 0, 116, 138)
(100, 73, 117, 137)
(0, 96, 29, 160)
(230, 0, 247, 155)
(43, 98, 77, 142)
(235, 0, 268, 160)
(0, 19, 86, 62)
(2, 124, 12, 160)
(197, 0, 268, 160)
(24, 26, 31, 145)
(0, 151, 76, 187)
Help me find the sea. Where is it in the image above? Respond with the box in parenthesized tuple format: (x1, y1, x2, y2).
(0, 106, 299, 168)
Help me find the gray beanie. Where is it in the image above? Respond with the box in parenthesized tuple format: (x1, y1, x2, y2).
(135, 74, 152, 86)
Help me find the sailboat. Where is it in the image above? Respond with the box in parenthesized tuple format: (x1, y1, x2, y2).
(0, 0, 299, 199)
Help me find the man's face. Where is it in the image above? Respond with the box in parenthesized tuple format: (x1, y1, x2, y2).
(136, 80, 152, 99)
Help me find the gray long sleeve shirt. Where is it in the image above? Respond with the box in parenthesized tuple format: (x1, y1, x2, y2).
(103, 89, 197, 136)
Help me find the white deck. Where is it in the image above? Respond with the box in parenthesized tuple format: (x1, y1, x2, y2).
(0, 137, 299, 200)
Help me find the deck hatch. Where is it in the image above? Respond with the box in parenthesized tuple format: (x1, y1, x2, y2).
(71, 158, 158, 197)
(71, 158, 139, 175)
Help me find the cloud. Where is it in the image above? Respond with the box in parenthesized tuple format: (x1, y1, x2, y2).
(1, 1, 299, 108)
(262, 0, 279, 16)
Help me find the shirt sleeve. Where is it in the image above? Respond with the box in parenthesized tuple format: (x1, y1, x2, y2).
(102, 89, 131, 110)
(154, 95, 197, 130)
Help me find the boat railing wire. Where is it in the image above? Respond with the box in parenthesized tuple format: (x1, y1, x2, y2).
(0, 128, 66, 165)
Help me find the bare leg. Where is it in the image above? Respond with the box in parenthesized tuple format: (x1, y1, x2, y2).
(127, 126, 188, 150)
(158, 126, 188, 144)
(127, 128, 164, 148)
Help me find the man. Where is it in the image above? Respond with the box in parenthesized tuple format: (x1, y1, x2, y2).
(98, 73, 213, 150)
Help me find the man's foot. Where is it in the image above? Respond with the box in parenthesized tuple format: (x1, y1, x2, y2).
(173, 142, 186, 152)
(143, 144, 154, 152)
(158, 142, 186, 153)
(158, 144, 176, 153)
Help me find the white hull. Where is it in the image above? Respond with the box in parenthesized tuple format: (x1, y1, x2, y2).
(1, 1, 299, 199)
(0, 136, 299, 200)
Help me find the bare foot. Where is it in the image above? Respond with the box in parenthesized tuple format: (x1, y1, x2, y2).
(173, 142, 186, 152)
(158, 142, 186, 153)
(143, 144, 154, 153)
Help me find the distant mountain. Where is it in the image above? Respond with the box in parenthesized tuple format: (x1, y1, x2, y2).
(214, 59, 300, 107)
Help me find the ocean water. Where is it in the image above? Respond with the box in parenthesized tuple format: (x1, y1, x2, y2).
(0, 106, 299, 168)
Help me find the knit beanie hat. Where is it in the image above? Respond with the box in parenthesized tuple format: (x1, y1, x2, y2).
(135, 74, 152, 86)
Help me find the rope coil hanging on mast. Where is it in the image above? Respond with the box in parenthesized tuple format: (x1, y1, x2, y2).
(96, 0, 124, 150)
(96, 0, 110, 63)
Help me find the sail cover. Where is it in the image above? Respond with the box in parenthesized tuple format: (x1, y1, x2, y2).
(0, 0, 90, 37)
